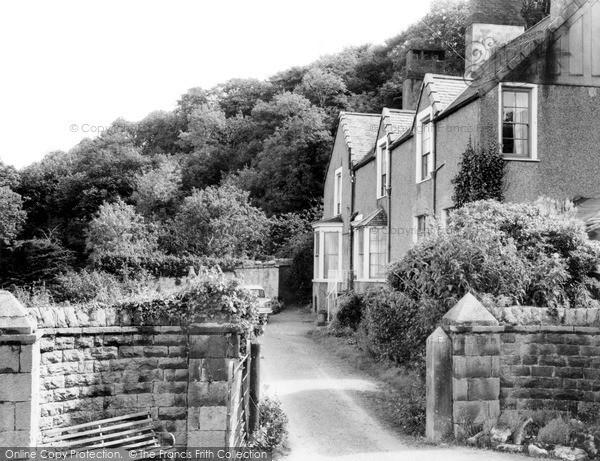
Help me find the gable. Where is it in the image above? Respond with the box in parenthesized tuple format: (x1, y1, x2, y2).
(508, 0, 600, 86)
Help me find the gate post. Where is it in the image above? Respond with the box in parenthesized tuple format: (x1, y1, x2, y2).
(248, 342, 261, 435)
(426, 326, 453, 442)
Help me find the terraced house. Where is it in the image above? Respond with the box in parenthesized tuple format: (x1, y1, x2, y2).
(313, 0, 600, 312)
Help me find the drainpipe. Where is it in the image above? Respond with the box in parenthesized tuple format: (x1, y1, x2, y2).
(349, 148, 355, 291)
(386, 133, 392, 264)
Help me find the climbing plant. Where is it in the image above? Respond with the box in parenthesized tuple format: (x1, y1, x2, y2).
(451, 140, 505, 208)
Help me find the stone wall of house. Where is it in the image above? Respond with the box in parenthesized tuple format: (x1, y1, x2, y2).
(427, 294, 600, 441)
(0, 292, 247, 448)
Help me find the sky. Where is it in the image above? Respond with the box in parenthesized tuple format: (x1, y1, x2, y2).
(0, 0, 432, 169)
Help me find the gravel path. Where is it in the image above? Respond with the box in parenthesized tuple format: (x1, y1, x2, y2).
(260, 307, 529, 461)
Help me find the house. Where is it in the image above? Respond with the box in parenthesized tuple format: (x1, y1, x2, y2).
(313, 0, 600, 312)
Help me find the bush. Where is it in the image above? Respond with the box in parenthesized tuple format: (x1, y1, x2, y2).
(537, 417, 572, 446)
(388, 200, 600, 313)
(93, 253, 242, 278)
(335, 291, 365, 331)
(360, 288, 424, 367)
(248, 396, 288, 451)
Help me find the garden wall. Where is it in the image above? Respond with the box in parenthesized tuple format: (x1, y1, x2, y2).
(0, 291, 249, 448)
(426, 294, 600, 441)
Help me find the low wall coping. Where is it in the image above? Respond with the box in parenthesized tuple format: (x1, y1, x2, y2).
(35, 323, 243, 337)
(446, 324, 600, 334)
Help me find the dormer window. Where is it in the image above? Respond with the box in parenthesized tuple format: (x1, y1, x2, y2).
(376, 138, 389, 199)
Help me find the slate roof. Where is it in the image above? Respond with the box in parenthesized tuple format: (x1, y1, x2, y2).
(423, 74, 471, 115)
(338, 112, 381, 163)
(352, 208, 388, 228)
(382, 108, 415, 141)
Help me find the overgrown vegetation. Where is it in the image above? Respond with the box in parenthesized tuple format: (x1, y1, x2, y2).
(248, 396, 289, 452)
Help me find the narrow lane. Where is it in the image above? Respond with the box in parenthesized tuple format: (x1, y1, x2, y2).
(261, 307, 529, 461)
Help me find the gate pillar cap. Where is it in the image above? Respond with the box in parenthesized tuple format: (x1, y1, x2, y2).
(0, 290, 36, 334)
(442, 292, 499, 327)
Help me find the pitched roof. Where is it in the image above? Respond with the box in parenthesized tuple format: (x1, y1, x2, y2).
(382, 108, 415, 141)
(423, 74, 471, 115)
(338, 112, 381, 163)
(440, 11, 566, 118)
(313, 215, 343, 226)
(352, 208, 388, 228)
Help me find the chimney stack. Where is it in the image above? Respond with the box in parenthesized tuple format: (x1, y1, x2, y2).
(465, 0, 526, 78)
(402, 47, 446, 110)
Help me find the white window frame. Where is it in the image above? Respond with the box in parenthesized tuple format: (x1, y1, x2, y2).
(312, 224, 343, 282)
(354, 226, 387, 282)
(416, 107, 435, 183)
(498, 83, 538, 161)
(413, 215, 428, 244)
(376, 138, 390, 199)
(333, 167, 343, 216)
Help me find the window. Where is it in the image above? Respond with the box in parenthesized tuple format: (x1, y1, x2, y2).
(356, 228, 364, 279)
(314, 231, 320, 277)
(369, 228, 386, 279)
(323, 232, 339, 279)
(334, 167, 343, 216)
(354, 226, 387, 281)
(499, 84, 538, 160)
(313, 226, 342, 280)
(376, 138, 389, 198)
(416, 108, 434, 182)
(415, 215, 428, 243)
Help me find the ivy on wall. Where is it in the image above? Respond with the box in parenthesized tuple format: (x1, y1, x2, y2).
(451, 140, 506, 208)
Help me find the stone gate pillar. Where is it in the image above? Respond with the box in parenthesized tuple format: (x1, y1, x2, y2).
(0, 291, 40, 446)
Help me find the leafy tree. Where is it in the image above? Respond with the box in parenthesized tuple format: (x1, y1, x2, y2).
(86, 199, 158, 260)
(170, 184, 269, 258)
(452, 140, 505, 208)
(134, 158, 183, 219)
(0, 186, 26, 244)
(211, 78, 277, 117)
(236, 93, 332, 214)
(522, 0, 551, 29)
(134, 111, 184, 156)
(297, 68, 348, 109)
(0, 160, 20, 189)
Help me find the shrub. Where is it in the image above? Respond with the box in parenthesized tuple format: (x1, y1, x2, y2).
(248, 396, 288, 451)
(335, 291, 365, 331)
(537, 417, 571, 446)
(388, 200, 600, 311)
(93, 253, 242, 278)
(360, 288, 424, 367)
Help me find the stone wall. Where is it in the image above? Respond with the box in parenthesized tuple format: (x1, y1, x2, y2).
(0, 292, 248, 448)
(427, 294, 600, 441)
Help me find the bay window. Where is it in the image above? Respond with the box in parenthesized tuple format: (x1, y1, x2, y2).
(312, 225, 342, 281)
(354, 226, 387, 281)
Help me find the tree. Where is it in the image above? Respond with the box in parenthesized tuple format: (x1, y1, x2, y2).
(522, 0, 551, 29)
(211, 78, 276, 117)
(86, 199, 158, 260)
(0, 186, 26, 244)
(0, 160, 20, 189)
(133, 158, 182, 219)
(134, 111, 184, 156)
(236, 93, 332, 214)
(297, 68, 348, 109)
(452, 140, 505, 208)
(170, 184, 269, 258)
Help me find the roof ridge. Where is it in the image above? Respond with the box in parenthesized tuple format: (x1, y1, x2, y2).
(339, 111, 381, 117)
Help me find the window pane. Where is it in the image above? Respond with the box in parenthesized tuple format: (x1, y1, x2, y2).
(356, 228, 364, 279)
(503, 91, 515, 107)
(516, 92, 529, 107)
(514, 124, 529, 139)
(514, 140, 529, 157)
(369, 228, 386, 279)
(422, 153, 429, 180)
(314, 232, 320, 277)
(324, 232, 339, 278)
(516, 108, 529, 123)
(503, 109, 514, 122)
